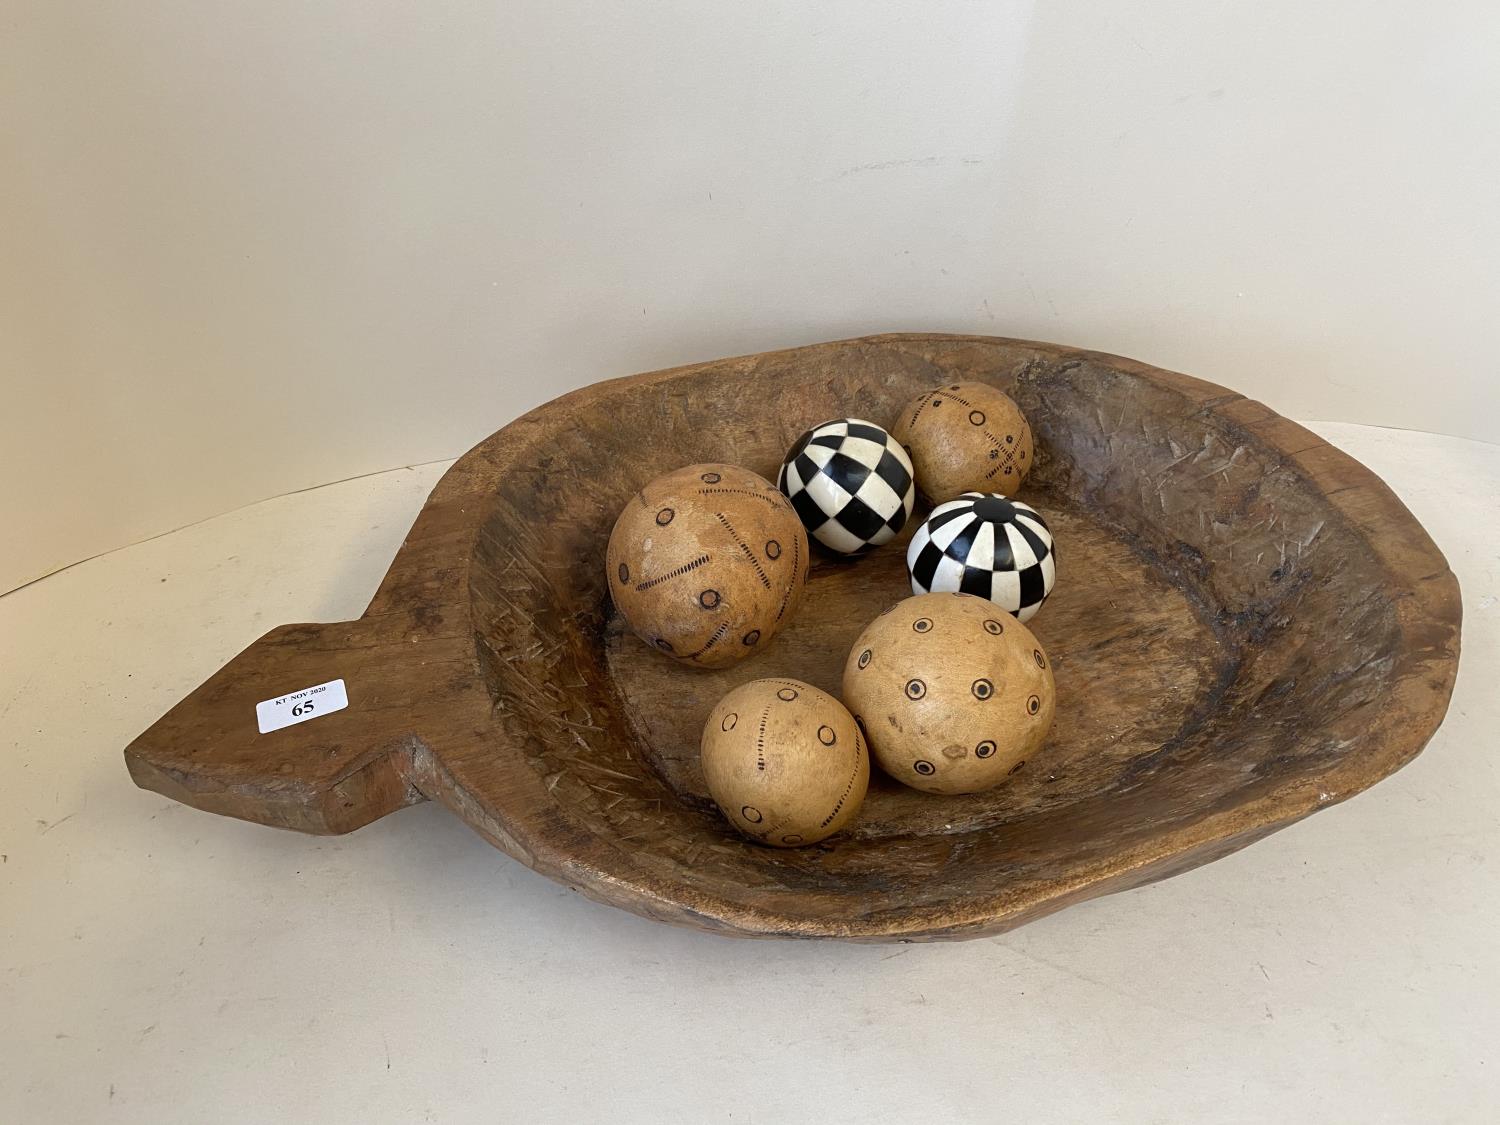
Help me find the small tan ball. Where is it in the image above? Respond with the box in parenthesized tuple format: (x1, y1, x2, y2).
(701, 679, 870, 847)
(607, 464, 809, 668)
(841, 592, 1056, 795)
(890, 381, 1035, 501)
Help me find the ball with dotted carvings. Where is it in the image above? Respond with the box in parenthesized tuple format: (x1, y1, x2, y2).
(607, 464, 809, 668)
(841, 592, 1056, 795)
(701, 679, 871, 847)
(891, 381, 1035, 501)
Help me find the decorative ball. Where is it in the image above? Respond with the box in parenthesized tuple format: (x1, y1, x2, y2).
(906, 493, 1055, 623)
(841, 593, 1056, 795)
(777, 418, 916, 554)
(890, 381, 1035, 500)
(606, 463, 809, 668)
(701, 679, 870, 846)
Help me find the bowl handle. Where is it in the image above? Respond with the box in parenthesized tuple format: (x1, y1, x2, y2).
(124, 610, 485, 835)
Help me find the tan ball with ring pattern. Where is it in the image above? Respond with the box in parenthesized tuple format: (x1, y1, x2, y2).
(701, 679, 870, 847)
(890, 381, 1035, 501)
(607, 463, 809, 668)
(841, 592, 1056, 795)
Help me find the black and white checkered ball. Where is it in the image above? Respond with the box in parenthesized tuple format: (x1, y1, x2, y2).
(778, 418, 916, 554)
(906, 492, 1055, 622)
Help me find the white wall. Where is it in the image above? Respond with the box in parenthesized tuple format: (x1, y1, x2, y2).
(4, 1, 1496, 594)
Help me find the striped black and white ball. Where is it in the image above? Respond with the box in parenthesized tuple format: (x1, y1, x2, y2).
(906, 493, 1055, 622)
(778, 419, 916, 554)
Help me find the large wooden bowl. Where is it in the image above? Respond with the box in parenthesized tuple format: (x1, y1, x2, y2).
(125, 335, 1462, 940)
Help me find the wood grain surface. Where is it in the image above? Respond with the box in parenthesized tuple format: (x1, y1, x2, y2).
(124, 334, 1463, 940)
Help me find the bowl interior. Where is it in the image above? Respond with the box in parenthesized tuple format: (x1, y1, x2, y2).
(606, 499, 1226, 840)
(465, 342, 1405, 932)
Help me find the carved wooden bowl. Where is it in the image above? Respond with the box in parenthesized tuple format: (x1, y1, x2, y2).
(126, 335, 1461, 941)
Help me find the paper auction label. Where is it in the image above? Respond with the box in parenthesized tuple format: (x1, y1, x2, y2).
(256, 678, 348, 734)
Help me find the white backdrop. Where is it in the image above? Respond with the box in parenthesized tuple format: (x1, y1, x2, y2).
(3, 1, 1497, 594)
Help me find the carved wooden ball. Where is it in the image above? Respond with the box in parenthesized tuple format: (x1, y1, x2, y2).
(890, 381, 1035, 501)
(607, 463, 809, 668)
(841, 592, 1056, 795)
(702, 679, 870, 847)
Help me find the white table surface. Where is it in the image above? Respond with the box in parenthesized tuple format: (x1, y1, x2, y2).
(2, 422, 1495, 1124)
